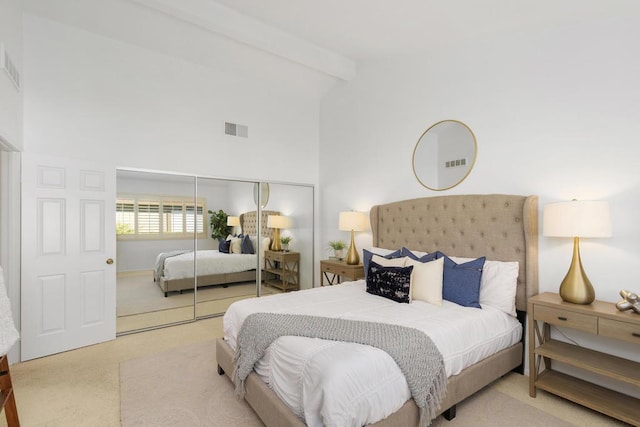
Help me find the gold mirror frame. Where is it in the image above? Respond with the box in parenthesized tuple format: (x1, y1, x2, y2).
(253, 182, 270, 208)
(412, 120, 477, 191)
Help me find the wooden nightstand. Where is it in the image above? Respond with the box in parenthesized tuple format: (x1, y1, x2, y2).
(264, 250, 299, 292)
(528, 292, 640, 425)
(320, 259, 365, 286)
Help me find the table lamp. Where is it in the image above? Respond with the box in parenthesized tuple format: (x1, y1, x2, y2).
(226, 216, 240, 236)
(267, 215, 289, 251)
(339, 211, 367, 265)
(543, 200, 612, 304)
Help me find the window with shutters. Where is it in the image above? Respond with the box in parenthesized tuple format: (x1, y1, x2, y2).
(116, 194, 206, 240)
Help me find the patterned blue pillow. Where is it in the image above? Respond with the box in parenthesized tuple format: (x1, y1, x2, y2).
(400, 247, 438, 263)
(218, 239, 231, 254)
(363, 248, 402, 280)
(241, 234, 255, 254)
(366, 261, 414, 304)
(436, 251, 485, 308)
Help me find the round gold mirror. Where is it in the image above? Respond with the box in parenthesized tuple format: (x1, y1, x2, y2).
(253, 182, 270, 208)
(412, 120, 477, 191)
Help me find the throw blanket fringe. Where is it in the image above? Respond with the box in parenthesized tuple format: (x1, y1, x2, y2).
(233, 312, 446, 427)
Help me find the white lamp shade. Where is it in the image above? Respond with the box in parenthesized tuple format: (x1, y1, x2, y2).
(226, 216, 240, 227)
(339, 211, 367, 232)
(543, 200, 612, 238)
(267, 215, 290, 229)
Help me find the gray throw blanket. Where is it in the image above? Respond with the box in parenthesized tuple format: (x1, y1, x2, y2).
(153, 250, 190, 282)
(233, 312, 446, 427)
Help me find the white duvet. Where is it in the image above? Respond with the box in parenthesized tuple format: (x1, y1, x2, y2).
(224, 281, 522, 427)
(161, 250, 258, 281)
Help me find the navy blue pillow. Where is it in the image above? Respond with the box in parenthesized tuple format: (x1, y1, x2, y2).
(400, 247, 438, 263)
(363, 248, 402, 280)
(218, 239, 231, 254)
(436, 252, 485, 308)
(241, 234, 254, 254)
(366, 261, 413, 304)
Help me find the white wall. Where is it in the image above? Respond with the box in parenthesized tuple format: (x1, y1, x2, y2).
(0, 0, 22, 150)
(22, 14, 321, 184)
(319, 9, 640, 390)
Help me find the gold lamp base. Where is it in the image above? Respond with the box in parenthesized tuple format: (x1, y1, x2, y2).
(559, 237, 595, 305)
(345, 230, 360, 265)
(271, 228, 282, 251)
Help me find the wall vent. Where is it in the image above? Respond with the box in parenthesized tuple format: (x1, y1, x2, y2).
(224, 121, 248, 138)
(0, 43, 20, 91)
(445, 158, 467, 168)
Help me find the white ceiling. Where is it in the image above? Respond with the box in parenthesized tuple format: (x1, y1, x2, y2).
(22, 0, 640, 84)
(209, 0, 637, 60)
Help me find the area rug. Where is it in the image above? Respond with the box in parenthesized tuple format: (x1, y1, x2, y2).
(121, 340, 576, 427)
(120, 340, 263, 426)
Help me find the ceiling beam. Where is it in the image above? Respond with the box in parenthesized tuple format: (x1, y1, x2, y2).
(129, 0, 356, 81)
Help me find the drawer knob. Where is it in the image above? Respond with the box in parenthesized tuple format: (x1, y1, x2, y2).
(558, 316, 568, 321)
(633, 332, 640, 338)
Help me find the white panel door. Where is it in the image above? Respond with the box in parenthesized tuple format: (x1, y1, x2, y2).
(21, 154, 116, 360)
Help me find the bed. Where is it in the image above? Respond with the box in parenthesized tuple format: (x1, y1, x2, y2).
(155, 210, 279, 296)
(215, 194, 538, 426)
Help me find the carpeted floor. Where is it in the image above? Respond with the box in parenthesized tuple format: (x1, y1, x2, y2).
(117, 271, 268, 317)
(120, 340, 627, 427)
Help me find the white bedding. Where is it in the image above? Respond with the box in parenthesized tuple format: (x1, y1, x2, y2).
(160, 250, 257, 281)
(224, 281, 522, 427)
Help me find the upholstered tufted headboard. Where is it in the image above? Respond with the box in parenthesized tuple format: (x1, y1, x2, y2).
(239, 210, 280, 240)
(369, 194, 538, 312)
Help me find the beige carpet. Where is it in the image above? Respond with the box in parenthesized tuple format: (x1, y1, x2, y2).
(117, 271, 271, 317)
(120, 341, 607, 427)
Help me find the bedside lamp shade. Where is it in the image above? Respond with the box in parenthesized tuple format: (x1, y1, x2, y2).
(267, 215, 290, 251)
(339, 211, 367, 265)
(226, 216, 240, 236)
(543, 200, 612, 304)
(226, 216, 240, 227)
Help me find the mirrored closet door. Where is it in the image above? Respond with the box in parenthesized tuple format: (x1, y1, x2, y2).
(116, 170, 197, 334)
(116, 170, 315, 333)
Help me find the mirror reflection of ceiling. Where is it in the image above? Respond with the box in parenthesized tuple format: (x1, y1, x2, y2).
(412, 120, 477, 191)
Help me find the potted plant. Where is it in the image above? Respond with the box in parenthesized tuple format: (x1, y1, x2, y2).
(280, 236, 293, 252)
(208, 209, 231, 242)
(328, 240, 346, 259)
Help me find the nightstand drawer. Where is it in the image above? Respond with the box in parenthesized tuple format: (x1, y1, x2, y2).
(534, 305, 597, 333)
(266, 252, 286, 262)
(323, 263, 353, 276)
(599, 318, 640, 345)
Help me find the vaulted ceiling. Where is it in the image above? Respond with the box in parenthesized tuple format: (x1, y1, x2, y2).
(22, 0, 638, 91)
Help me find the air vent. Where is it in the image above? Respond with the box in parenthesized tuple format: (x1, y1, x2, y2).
(445, 158, 467, 168)
(224, 121, 248, 138)
(0, 43, 20, 91)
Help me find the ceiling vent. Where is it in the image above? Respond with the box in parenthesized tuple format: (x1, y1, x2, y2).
(0, 43, 20, 91)
(224, 121, 248, 138)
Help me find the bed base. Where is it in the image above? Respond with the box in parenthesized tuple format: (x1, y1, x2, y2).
(215, 337, 522, 426)
(158, 270, 258, 297)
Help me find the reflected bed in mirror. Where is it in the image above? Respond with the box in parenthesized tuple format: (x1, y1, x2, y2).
(412, 120, 477, 191)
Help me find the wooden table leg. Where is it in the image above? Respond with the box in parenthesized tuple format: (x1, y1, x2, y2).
(0, 355, 20, 427)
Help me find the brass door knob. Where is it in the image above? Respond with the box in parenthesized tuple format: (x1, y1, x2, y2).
(106, 258, 114, 265)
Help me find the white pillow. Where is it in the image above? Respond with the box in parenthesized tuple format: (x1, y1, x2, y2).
(402, 247, 430, 258)
(368, 246, 399, 256)
(249, 236, 271, 255)
(230, 237, 242, 254)
(405, 257, 444, 305)
(451, 256, 519, 317)
(371, 254, 407, 267)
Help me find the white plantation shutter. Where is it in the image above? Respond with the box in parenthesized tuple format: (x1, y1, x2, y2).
(137, 201, 160, 234)
(186, 204, 204, 233)
(116, 199, 135, 235)
(116, 195, 206, 240)
(163, 202, 184, 233)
